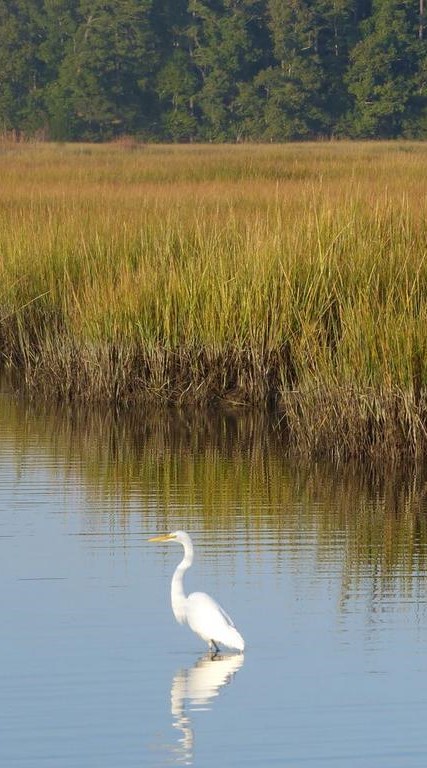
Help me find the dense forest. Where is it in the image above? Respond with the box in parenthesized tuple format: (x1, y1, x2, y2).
(0, 0, 426, 141)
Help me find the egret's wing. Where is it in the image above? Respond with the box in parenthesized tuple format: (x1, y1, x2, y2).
(185, 591, 244, 650)
(214, 601, 235, 628)
(187, 591, 235, 625)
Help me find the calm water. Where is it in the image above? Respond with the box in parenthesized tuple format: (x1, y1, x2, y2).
(1, 391, 427, 767)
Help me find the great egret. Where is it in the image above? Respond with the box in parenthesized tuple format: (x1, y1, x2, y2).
(149, 530, 245, 652)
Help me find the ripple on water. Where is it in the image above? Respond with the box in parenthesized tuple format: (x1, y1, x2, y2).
(1, 392, 427, 766)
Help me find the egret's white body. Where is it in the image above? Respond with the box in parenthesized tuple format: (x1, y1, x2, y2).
(149, 530, 245, 652)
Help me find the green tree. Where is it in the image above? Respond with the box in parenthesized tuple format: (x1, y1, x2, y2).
(156, 50, 199, 140)
(49, 0, 156, 139)
(250, 0, 330, 139)
(313, 0, 363, 124)
(346, 0, 423, 137)
(188, 0, 267, 140)
(153, 0, 199, 140)
(1, 0, 426, 141)
(0, 0, 47, 134)
(38, 0, 78, 138)
(247, 0, 368, 140)
(40, 0, 78, 77)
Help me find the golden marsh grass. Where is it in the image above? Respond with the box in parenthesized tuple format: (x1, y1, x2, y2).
(1, 141, 427, 458)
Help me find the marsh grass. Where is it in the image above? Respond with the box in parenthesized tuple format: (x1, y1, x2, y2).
(1, 140, 427, 458)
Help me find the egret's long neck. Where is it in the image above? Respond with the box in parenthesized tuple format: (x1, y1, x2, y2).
(171, 539, 193, 625)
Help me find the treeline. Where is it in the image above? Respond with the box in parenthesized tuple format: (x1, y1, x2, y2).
(0, 0, 426, 142)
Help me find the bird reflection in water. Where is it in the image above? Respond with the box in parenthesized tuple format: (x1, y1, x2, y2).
(170, 652, 245, 765)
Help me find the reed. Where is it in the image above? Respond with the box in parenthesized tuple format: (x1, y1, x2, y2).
(1, 140, 427, 458)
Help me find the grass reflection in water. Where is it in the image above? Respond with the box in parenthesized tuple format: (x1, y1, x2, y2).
(1, 392, 427, 610)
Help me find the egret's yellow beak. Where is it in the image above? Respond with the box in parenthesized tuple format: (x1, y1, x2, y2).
(148, 533, 176, 542)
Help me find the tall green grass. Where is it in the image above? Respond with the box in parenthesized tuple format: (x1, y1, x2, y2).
(1, 141, 427, 458)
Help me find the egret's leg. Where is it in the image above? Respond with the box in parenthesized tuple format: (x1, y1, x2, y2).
(209, 639, 219, 653)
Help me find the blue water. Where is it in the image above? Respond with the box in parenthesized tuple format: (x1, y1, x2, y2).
(1, 394, 427, 767)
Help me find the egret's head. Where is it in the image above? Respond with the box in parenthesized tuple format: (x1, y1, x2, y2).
(148, 532, 177, 543)
(148, 530, 192, 549)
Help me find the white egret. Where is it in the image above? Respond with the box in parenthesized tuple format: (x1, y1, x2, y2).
(149, 530, 245, 653)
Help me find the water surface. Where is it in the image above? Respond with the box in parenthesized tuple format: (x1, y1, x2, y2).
(1, 392, 427, 767)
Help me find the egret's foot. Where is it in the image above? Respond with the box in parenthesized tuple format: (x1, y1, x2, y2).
(209, 639, 219, 654)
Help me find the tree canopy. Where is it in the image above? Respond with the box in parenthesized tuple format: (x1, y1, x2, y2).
(0, 0, 426, 140)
